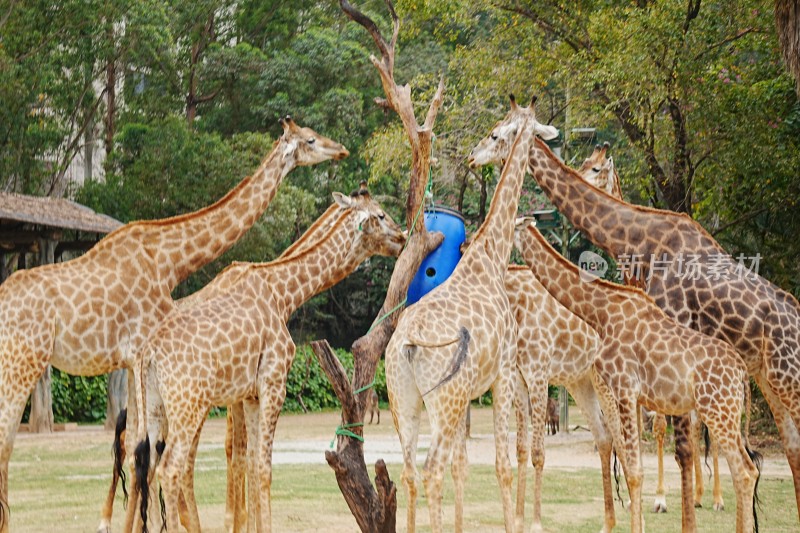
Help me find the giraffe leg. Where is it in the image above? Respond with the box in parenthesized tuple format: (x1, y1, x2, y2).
(570, 376, 616, 533)
(673, 414, 698, 532)
(526, 376, 548, 533)
(592, 372, 643, 533)
(97, 408, 127, 533)
(157, 429, 196, 532)
(691, 412, 705, 508)
(387, 346, 423, 533)
(452, 412, 468, 533)
(225, 402, 248, 533)
(422, 410, 460, 533)
(697, 395, 758, 533)
(253, 376, 289, 533)
(513, 373, 530, 533)
(243, 398, 262, 532)
(755, 372, 800, 521)
(0, 343, 50, 533)
(711, 433, 724, 511)
(492, 352, 517, 533)
(652, 413, 667, 513)
(178, 419, 206, 531)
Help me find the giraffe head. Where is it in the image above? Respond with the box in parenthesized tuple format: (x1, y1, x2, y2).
(576, 142, 610, 183)
(467, 94, 559, 168)
(332, 188, 406, 258)
(512, 216, 537, 251)
(278, 115, 349, 166)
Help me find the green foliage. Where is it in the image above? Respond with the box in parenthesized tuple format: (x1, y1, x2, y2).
(282, 345, 387, 413)
(50, 370, 108, 423)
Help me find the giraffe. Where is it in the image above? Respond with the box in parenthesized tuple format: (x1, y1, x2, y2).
(129, 190, 405, 532)
(581, 143, 729, 515)
(103, 200, 351, 532)
(514, 218, 761, 533)
(384, 94, 539, 533)
(468, 117, 616, 533)
(473, 106, 800, 525)
(0, 116, 347, 533)
(577, 142, 623, 200)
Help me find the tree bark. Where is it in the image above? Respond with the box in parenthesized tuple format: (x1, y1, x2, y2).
(309, 2, 447, 531)
(104, 369, 127, 430)
(28, 238, 56, 433)
(28, 366, 54, 433)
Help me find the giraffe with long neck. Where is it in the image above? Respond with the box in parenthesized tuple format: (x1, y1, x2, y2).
(0, 116, 347, 533)
(581, 144, 728, 515)
(479, 107, 800, 524)
(104, 200, 355, 532)
(514, 218, 760, 533)
(130, 191, 405, 532)
(467, 116, 617, 533)
(523, 133, 800, 521)
(385, 95, 537, 533)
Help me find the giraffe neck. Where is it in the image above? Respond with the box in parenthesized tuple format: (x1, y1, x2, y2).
(99, 138, 294, 290)
(176, 204, 344, 310)
(529, 138, 725, 261)
(245, 211, 362, 320)
(517, 224, 646, 333)
(279, 204, 342, 258)
(466, 119, 535, 271)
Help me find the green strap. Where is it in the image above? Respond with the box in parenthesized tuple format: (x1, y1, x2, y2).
(330, 422, 365, 448)
(353, 379, 376, 395)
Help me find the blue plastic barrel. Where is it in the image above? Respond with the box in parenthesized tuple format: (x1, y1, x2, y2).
(406, 207, 466, 305)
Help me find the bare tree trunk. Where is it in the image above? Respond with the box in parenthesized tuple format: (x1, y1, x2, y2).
(28, 366, 54, 433)
(105, 369, 127, 430)
(309, 2, 446, 531)
(28, 238, 56, 433)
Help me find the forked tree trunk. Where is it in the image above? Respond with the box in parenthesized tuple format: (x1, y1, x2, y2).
(309, 2, 445, 531)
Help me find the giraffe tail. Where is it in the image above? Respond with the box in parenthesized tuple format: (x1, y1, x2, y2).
(112, 408, 128, 507)
(747, 445, 763, 533)
(421, 327, 470, 397)
(134, 436, 151, 533)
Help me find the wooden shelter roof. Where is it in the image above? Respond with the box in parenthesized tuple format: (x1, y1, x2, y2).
(0, 191, 122, 234)
(0, 191, 122, 260)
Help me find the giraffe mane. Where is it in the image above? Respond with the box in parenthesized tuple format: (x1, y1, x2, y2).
(91, 138, 285, 252)
(533, 137, 727, 254)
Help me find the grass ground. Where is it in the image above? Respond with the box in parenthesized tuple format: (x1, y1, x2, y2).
(7, 407, 798, 532)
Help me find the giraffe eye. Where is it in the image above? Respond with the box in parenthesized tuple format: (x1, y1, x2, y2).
(491, 134, 498, 141)
(378, 213, 385, 220)
(307, 138, 316, 145)
(592, 167, 601, 172)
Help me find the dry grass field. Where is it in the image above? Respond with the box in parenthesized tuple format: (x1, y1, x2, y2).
(7, 407, 798, 532)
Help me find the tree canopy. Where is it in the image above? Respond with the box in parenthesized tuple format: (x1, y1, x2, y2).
(2, 0, 798, 340)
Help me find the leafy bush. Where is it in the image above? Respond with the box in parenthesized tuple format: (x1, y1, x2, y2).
(283, 345, 387, 413)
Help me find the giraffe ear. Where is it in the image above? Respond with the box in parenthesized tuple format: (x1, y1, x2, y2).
(529, 94, 538, 108)
(332, 191, 355, 209)
(509, 93, 518, 109)
(534, 121, 559, 141)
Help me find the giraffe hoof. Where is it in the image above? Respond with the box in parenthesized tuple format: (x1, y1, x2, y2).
(713, 502, 724, 512)
(652, 496, 667, 513)
(96, 524, 112, 533)
(694, 501, 702, 508)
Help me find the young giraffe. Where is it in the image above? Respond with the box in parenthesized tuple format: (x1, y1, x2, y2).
(475, 108, 796, 527)
(0, 116, 347, 533)
(514, 218, 760, 533)
(585, 145, 728, 515)
(468, 118, 616, 533)
(385, 94, 538, 533)
(130, 191, 405, 532)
